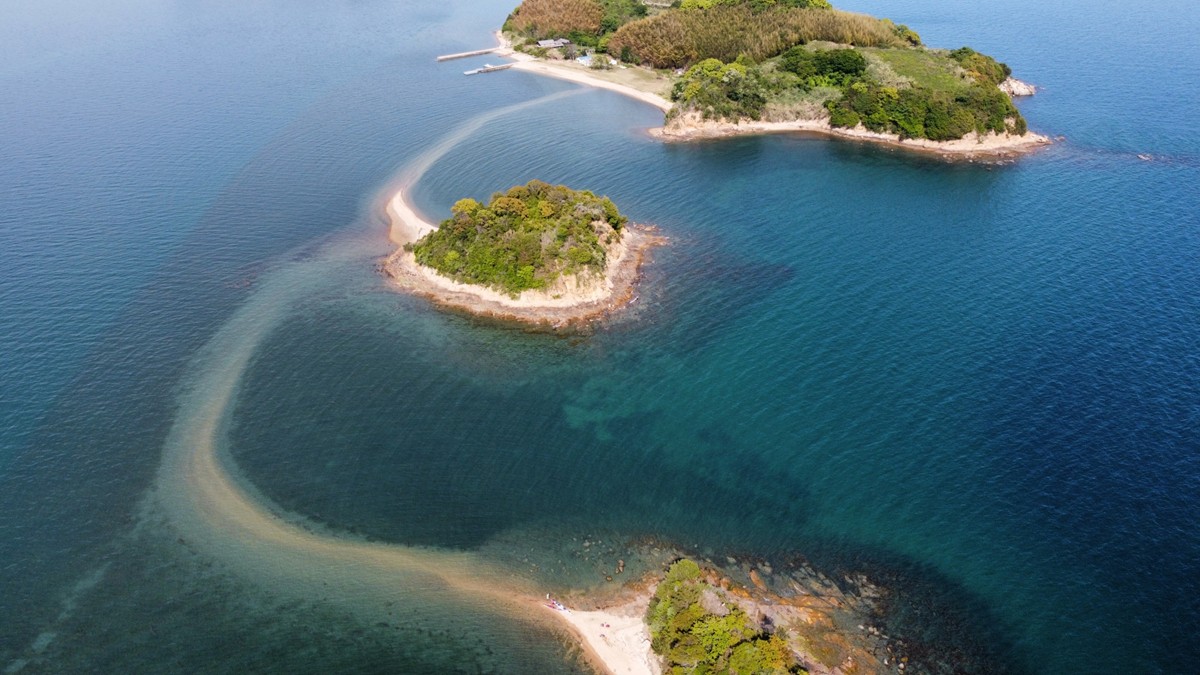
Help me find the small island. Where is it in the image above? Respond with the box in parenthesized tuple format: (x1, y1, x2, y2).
(383, 180, 661, 328)
(497, 0, 1050, 158)
(552, 556, 914, 675)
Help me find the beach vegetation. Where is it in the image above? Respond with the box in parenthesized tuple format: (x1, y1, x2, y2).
(646, 559, 798, 674)
(409, 180, 626, 296)
(948, 46, 1012, 86)
(779, 45, 866, 88)
(504, 1, 1029, 143)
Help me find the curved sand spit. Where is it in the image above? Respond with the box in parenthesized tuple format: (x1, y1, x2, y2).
(150, 89, 659, 672)
(152, 249, 656, 674)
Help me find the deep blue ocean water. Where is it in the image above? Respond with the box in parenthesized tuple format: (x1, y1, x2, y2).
(2, 0, 1198, 672)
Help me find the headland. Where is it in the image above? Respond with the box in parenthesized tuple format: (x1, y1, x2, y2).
(492, 1, 1051, 159)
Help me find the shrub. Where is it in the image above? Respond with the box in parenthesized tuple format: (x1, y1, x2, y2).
(410, 181, 625, 295)
(672, 58, 769, 121)
(826, 79, 1025, 140)
(949, 46, 1011, 86)
(645, 560, 795, 674)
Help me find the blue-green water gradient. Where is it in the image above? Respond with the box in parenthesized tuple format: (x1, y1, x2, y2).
(3, 0, 1198, 672)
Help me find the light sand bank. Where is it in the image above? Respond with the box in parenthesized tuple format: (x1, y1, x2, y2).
(152, 244, 659, 675)
(383, 188, 663, 329)
(551, 593, 660, 675)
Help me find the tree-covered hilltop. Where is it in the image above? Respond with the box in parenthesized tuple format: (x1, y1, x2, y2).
(647, 559, 797, 674)
(503, 0, 1031, 142)
(408, 180, 627, 296)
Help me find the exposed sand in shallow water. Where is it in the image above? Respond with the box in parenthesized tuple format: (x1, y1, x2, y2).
(150, 243, 658, 675)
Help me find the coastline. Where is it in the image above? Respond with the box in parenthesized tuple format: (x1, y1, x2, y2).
(496, 32, 672, 113)
(492, 33, 1050, 159)
(551, 590, 660, 675)
(653, 113, 1053, 159)
(152, 236, 662, 675)
(382, 188, 664, 329)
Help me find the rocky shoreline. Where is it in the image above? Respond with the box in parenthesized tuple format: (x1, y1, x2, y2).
(653, 111, 1052, 160)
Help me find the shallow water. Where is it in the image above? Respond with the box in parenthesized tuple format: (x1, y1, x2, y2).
(3, 0, 1199, 672)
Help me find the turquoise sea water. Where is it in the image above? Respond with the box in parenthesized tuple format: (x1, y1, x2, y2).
(2, 0, 1199, 672)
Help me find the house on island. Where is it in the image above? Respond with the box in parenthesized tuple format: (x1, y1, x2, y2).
(536, 38, 571, 49)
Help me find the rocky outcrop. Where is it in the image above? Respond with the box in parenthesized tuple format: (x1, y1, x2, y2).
(999, 77, 1037, 97)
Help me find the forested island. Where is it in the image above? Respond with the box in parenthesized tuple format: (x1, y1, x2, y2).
(501, 0, 1048, 155)
(384, 180, 659, 328)
(408, 180, 627, 296)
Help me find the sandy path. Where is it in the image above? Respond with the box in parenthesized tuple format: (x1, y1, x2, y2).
(150, 246, 659, 673)
(491, 32, 1049, 158)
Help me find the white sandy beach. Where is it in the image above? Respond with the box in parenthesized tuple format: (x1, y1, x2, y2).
(552, 600, 661, 675)
(495, 32, 672, 113)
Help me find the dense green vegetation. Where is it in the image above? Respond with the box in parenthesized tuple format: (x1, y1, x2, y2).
(826, 79, 1024, 140)
(669, 42, 1026, 140)
(949, 46, 1011, 86)
(672, 57, 768, 121)
(780, 45, 865, 88)
(408, 181, 626, 296)
(504, 1, 1029, 142)
(822, 46, 1023, 139)
(647, 560, 798, 674)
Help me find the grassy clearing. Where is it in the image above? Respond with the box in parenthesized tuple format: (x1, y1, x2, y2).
(861, 47, 971, 92)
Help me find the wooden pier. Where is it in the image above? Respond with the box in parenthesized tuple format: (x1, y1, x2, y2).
(436, 48, 498, 62)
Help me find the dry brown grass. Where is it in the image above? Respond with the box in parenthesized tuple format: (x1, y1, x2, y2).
(507, 0, 604, 39)
(607, 6, 904, 68)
